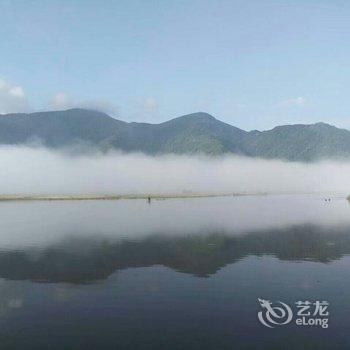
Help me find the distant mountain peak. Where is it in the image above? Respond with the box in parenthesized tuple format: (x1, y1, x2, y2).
(175, 112, 216, 121)
(314, 122, 329, 126)
(269, 121, 334, 132)
(312, 122, 335, 128)
(189, 112, 215, 118)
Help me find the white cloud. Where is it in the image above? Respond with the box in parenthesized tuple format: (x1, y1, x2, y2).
(279, 97, 307, 107)
(0, 78, 29, 114)
(50, 91, 118, 115)
(9, 86, 25, 98)
(51, 92, 71, 109)
(143, 97, 158, 112)
(129, 97, 160, 122)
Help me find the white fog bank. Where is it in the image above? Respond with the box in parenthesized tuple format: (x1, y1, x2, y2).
(0, 146, 350, 196)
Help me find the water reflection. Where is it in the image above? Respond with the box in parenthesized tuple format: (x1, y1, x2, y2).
(0, 195, 350, 350)
(0, 223, 349, 283)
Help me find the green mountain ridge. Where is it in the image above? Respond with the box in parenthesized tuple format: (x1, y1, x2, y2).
(0, 108, 349, 161)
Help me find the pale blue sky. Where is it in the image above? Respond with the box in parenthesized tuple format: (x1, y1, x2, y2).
(1, 0, 350, 130)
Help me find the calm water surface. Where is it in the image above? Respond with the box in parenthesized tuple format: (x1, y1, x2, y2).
(0, 194, 350, 349)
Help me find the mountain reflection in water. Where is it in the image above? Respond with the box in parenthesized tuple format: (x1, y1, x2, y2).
(0, 224, 349, 283)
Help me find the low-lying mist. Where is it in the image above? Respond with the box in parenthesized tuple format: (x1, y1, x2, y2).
(1, 145, 350, 195)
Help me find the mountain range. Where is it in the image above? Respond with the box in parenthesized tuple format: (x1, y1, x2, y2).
(1, 108, 350, 161)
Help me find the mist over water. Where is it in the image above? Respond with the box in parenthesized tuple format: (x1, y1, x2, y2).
(0, 146, 350, 195)
(0, 195, 349, 249)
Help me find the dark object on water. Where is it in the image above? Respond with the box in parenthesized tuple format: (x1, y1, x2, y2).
(147, 197, 151, 203)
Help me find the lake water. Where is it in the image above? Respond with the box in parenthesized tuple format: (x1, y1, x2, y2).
(0, 194, 349, 349)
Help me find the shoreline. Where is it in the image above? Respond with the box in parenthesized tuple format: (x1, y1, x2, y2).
(0, 191, 345, 202)
(0, 192, 244, 202)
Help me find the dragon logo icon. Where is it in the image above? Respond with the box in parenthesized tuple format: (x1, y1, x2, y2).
(258, 298, 293, 328)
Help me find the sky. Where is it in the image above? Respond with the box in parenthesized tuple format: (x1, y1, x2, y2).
(0, 0, 350, 130)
